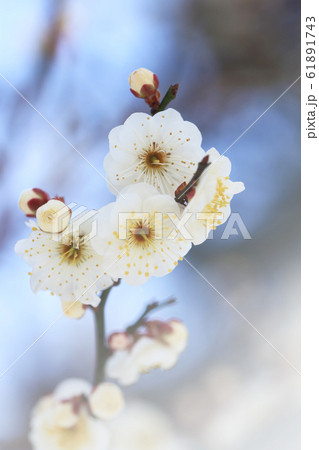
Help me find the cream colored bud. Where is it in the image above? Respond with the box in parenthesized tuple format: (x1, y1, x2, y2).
(108, 332, 132, 350)
(89, 383, 124, 421)
(18, 188, 49, 216)
(129, 68, 159, 98)
(162, 320, 188, 353)
(61, 300, 86, 319)
(36, 199, 71, 233)
(52, 402, 79, 429)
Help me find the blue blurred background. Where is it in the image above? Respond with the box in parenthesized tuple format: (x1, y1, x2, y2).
(0, 0, 300, 448)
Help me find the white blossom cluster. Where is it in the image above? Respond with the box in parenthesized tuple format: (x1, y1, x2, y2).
(106, 319, 188, 385)
(15, 108, 244, 312)
(31, 393, 186, 450)
(30, 379, 124, 450)
(15, 69, 245, 450)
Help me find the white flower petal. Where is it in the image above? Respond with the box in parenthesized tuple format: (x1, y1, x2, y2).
(89, 383, 124, 421)
(61, 300, 86, 319)
(95, 183, 191, 285)
(106, 350, 140, 386)
(54, 378, 92, 401)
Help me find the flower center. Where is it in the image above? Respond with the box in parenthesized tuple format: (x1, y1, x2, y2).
(139, 142, 167, 170)
(128, 219, 154, 249)
(58, 234, 88, 265)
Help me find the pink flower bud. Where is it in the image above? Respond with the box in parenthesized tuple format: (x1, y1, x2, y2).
(129, 68, 159, 99)
(18, 188, 50, 217)
(108, 332, 133, 351)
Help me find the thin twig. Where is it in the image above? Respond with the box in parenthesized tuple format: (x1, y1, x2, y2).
(175, 155, 210, 205)
(126, 298, 176, 334)
(92, 280, 120, 384)
(151, 84, 179, 115)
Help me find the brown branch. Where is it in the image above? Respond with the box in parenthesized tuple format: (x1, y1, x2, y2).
(126, 298, 176, 334)
(175, 155, 211, 206)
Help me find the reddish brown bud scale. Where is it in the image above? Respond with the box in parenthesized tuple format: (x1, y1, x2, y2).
(186, 187, 196, 202)
(153, 74, 159, 90)
(201, 155, 209, 166)
(175, 182, 187, 198)
(27, 198, 47, 216)
(175, 154, 211, 206)
(130, 88, 141, 98)
(140, 83, 157, 98)
(19, 188, 51, 217)
(145, 320, 174, 338)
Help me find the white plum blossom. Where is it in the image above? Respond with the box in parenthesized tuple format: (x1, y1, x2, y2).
(30, 396, 110, 450)
(36, 199, 71, 233)
(15, 215, 114, 310)
(16, 72, 246, 450)
(92, 183, 191, 285)
(105, 320, 188, 385)
(88, 383, 124, 421)
(104, 108, 205, 196)
(29, 378, 111, 450)
(182, 148, 245, 245)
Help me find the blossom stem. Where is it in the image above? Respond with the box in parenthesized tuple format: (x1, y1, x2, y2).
(126, 297, 176, 334)
(151, 84, 179, 116)
(93, 282, 119, 385)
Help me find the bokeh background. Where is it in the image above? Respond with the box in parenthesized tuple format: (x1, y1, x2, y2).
(0, 0, 300, 448)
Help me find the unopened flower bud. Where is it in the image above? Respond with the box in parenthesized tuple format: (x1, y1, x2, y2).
(108, 332, 133, 351)
(162, 320, 188, 353)
(36, 199, 71, 233)
(18, 188, 50, 217)
(89, 383, 124, 421)
(129, 68, 159, 99)
(61, 300, 86, 319)
(146, 320, 173, 339)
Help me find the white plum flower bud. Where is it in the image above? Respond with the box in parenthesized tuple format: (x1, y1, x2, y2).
(36, 199, 71, 233)
(18, 188, 50, 217)
(108, 332, 133, 351)
(61, 300, 86, 319)
(129, 68, 159, 99)
(89, 383, 124, 421)
(162, 320, 188, 353)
